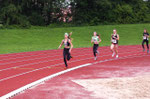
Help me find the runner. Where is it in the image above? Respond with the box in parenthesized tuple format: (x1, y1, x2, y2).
(110, 29, 119, 58)
(142, 29, 149, 53)
(58, 33, 73, 68)
(91, 32, 101, 60)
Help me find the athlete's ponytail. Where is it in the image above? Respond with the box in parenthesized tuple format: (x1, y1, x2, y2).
(97, 34, 100, 38)
(68, 32, 73, 41)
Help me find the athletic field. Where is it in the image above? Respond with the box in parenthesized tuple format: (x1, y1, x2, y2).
(0, 45, 150, 99)
(0, 24, 150, 54)
(0, 24, 150, 99)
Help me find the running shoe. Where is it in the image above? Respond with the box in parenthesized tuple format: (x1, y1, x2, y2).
(116, 55, 119, 58)
(70, 56, 73, 58)
(64, 66, 68, 69)
(112, 53, 115, 57)
(97, 51, 99, 55)
(143, 49, 145, 52)
(94, 57, 97, 60)
(147, 50, 149, 53)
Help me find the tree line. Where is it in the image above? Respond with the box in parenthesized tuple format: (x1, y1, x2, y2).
(0, 0, 150, 28)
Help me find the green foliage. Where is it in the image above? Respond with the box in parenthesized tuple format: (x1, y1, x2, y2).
(18, 15, 31, 28)
(113, 4, 134, 23)
(48, 23, 74, 28)
(0, 3, 30, 28)
(29, 12, 45, 26)
(0, 0, 150, 27)
(0, 4, 19, 25)
(89, 17, 100, 26)
(72, 0, 150, 25)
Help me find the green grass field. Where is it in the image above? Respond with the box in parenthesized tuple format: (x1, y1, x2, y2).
(0, 24, 150, 54)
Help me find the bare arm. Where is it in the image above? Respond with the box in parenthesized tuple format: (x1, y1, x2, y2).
(98, 37, 102, 43)
(91, 37, 94, 43)
(69, 40, 73, 52)
(58, 40, 64, 49)
(111, 34, 112, 42)
(117, 34, 120, 40)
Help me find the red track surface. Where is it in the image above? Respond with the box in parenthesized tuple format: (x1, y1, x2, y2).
(0, 45, 149, 98)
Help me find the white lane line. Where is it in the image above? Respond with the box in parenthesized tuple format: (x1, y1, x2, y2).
(0, 63, 91, 99)
(0, 52, 146, 82)
(0, 46, 140, 61)
(0, 56, 95, 82)
(0, 51, 144, 81)
(0, 45, 134, 58)
(0, 47, 91, 59)
(0, 52, 91, 66)
(0, 46, 136, 66)
(0, 48, 91, 62)
(0, 49, 142, 72)
(0, 47, 141, 64)
(0, 53, 148, 99)
(0, 53, 94, 72)
(0, 46, 107, 58)
(0, 45, 140, 71)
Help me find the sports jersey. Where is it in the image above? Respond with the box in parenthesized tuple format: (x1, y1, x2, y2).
(143, 32, 149, 40)
(92, 36, 99, 43)
(111, 34, 118, 44)
(64, 39, 70, 47)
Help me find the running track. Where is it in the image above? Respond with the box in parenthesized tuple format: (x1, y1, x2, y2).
(0, 45, 149, 98)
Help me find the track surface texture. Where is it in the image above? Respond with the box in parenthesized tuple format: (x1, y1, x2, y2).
(0, 45, 150, 99)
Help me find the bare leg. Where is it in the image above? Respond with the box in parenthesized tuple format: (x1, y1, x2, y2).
(115, 44, 118, 55)
(110, 44, 114, 52)
(115, 44, 119, 58)
(110, 44, 115, 57)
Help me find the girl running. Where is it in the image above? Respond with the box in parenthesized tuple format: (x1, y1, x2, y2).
(91, 32, 101, 60)
(58, 33, 73, 68)
(110, 29, 119, 58)
(142, 29, 149, 53)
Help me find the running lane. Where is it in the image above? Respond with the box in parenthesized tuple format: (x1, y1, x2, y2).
(14, 53, 150, 99)
(0, 45, 144, 97)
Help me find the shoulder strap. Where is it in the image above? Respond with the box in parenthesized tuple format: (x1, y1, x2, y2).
(67, 39, 70, 42)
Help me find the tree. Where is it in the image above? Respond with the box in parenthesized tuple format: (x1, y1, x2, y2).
(0, 0, 150, 27)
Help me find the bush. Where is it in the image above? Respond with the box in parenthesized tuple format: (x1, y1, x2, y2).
(0, 15, 31, 29)
(29, 12, 45, 26)
(113, 4, 134, 24)
(0, 24, 4, 29)
(48, 23, 75, 28)
(89, 17, 100, 26)
(18, 15, 31, 28)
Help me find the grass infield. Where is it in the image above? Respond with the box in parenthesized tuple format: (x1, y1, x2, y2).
(0, 24, 149, 54)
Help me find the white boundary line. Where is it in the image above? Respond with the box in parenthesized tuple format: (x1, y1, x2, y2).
(0, 63, 91, 99)
(0, 46, 141, 64)
(0, 48, 91, 61)
(0, 54, 149, 99)
(0, 45, 130, 57)
(0, 47, 91, 58)
(0, 45, 140, 61)
(0, 51, 145, 81)
(0, 50, 142, 74)
(0, 47, 142, 72)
